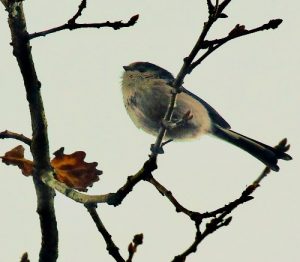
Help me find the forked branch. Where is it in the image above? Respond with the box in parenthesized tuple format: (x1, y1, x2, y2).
(29, 0, 139, 39)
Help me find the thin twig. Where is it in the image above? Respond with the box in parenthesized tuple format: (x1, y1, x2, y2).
(147, 176, 202, 223)
(189, 19, 283, 72)
(172, 215, 232, 262)
(28, 0, 139, 40)
(85, 204, 125, 262)
(29, 16, 139, 39)
(67, 0, 87, 25)
(202, 190, 254, 219)
(126, 233, 143, 262)
(151, 2, 281, 156)
(0, 130, 31, 146)
(204, 138, 290, 218)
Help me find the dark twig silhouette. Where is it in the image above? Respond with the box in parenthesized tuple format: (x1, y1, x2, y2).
(29, 0, 139, 40)
(0, 130, 31, 146)
(86, 204, 125, 262)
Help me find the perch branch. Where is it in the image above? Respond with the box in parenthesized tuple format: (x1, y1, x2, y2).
(150, 0, 231, 157)
(149, 2, 283, 157)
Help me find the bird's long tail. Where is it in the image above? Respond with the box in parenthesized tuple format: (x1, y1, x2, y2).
(212, 125, 292, 171)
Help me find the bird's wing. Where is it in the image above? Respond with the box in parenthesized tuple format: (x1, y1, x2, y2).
(182, 87, 231, 129)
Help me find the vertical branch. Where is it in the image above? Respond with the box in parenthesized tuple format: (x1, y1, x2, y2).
(3, 1, 58, 261)
(33, 177, 58, 262)
(150, 1, 230, 156)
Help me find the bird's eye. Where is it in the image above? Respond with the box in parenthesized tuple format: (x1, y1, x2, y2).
(138, 68, 146, 73)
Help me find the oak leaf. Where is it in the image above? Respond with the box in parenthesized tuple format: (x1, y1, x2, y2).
(1, 145, 102, 191)
(0, 145, 33, 176)
(51, 147, 102, 191)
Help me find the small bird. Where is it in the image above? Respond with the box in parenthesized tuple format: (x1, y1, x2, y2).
(121, 61, 292, 171)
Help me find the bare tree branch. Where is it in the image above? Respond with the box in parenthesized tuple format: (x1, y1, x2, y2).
(150, 0, 232, 157)
(105, 157, 156, 206)
(189, 19, 283, 72)
(28, 0, 139, 40)
(0, 0, 290, 261)
(68, 0, 87, 25)
(172, 215, 232, 262)
(0, 1, 140, 260)
(3, 133, 286, 262)
(149, 1, 283, 159)
(85, 204, 125, 262)
(140, 150, 282, 229)
(39, 157, 157, 205)
(0, 130, 31, 146)
(147, 176, 202, 222)
(3, 1, 58, 260)
(172, 139, 290, 261)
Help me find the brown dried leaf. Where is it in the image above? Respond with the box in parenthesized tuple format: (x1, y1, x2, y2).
(0, 145, 33, 176)
(1, 145, 102, 191)
(51, 147, 102, 192)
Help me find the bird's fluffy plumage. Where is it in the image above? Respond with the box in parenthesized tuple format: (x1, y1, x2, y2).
(122, 61, 292, 171)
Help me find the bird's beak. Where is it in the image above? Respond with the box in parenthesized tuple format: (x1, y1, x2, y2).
(123, 65, 130, 71)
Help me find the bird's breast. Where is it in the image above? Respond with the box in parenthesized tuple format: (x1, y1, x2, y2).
(122, 75, 212, 140)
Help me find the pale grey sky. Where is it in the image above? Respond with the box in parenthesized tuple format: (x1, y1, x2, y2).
(0, 1, 299, 261)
